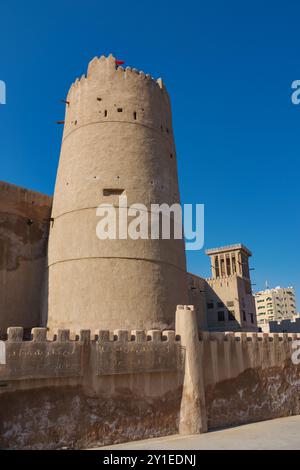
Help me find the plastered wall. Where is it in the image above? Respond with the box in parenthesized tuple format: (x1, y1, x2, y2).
(199, 330, 300, 428)
(0, 327, 184, 449)
(1, 310, 300, 449)
(0, 182, 52, 336)
(48, 54, 188, 334)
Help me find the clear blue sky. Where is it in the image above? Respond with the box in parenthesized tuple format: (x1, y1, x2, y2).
(1, 0, 299, 304)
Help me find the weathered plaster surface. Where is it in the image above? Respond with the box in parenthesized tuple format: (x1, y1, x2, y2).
(0, 182, 52, 336)
(0, 327, 183, 449)
(206, 362, 300, 429)
(0, 385, 182, 450)
(47, 54, 188, 334)
(1, 313, 300, 449)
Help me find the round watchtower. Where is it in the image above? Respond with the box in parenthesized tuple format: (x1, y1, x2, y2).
(47, 54, 188, 333)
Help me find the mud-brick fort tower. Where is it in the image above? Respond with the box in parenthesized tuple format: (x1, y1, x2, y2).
(47, 54, 188, 333)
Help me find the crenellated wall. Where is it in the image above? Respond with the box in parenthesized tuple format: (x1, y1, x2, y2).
(0, 326, 184, 449)
(175, 306, 300, 433)
(1, 308, 300, 448)
(0, 326, 183, 382)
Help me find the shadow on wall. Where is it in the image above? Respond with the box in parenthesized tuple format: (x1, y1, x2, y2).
(204, 283, 241, 331)
(0, 181, 52, 338)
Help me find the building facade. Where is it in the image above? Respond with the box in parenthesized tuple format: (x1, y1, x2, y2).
(188, 244, 258, 332)
(255, 286, 297, 331)
(0, 181, 52, 337)
(204, 244, 257, 331)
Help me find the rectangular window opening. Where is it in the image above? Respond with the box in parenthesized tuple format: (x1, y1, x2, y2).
(218, 311, 225, 322)
(103, 188, 125, 196)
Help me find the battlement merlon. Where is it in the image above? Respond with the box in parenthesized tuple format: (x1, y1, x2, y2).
(3, 327, 180, 343)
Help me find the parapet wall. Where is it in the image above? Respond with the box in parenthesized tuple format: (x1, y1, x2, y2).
(0, 327, 182, 383)
(200, 331, 297, 385)
(1, 308, 300, 448)
(0, 326, 184, 449)
(175, 306, 300, 434)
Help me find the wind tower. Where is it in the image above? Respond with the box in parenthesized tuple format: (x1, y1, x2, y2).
(204, 244, 257, 331)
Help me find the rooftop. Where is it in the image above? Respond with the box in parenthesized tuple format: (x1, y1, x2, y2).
(255, 286, 295, 295)
(205, 243, 252, 257)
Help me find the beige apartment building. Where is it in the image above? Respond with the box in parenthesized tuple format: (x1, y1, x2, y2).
(255, 286, 297, 331)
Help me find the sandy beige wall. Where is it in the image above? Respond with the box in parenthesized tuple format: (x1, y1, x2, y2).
(48, 55, 188, 333)
(199, 331, 300, 429)
(0, 182, 52, 336)
(0, 327, 184, 449)
(1, 316, 300, 448)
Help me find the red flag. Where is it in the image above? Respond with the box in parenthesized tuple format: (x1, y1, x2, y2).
(115, 60, 125, 65)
